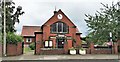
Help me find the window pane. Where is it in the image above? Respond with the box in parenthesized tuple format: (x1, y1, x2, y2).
(58, 22, 62, 32)
(63, 23, 67, 32)
(26, 38, 31, 42)
(45, 41, 48, 47)
(52, 24, 56, 32)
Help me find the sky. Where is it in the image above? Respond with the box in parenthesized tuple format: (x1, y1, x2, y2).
(13, 0, 118, 37)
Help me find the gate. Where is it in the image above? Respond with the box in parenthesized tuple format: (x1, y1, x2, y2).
(22, 42, 24, 54)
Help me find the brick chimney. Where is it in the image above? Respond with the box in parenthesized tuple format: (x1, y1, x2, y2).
(54, 11, 57, 15)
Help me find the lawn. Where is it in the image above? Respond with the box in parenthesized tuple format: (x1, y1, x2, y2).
(24, 47, 33, 53)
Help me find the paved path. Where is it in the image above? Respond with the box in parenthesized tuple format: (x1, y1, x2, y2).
(1, 51, 120, 62)
(2, 54, 119, 60)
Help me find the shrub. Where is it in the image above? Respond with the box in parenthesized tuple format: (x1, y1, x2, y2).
(6, 32, 23, 44)
(29, 42, 35, 50)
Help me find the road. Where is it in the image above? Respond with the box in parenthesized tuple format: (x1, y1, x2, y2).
(2, 59, 119, 62)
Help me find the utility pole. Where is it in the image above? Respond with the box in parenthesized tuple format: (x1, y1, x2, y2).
(3, 0, 6, 56)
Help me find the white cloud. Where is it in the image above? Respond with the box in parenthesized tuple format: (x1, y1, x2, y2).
(13, 0, 118, 36)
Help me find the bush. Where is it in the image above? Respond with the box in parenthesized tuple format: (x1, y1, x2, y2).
(6, 32, 23, 44)
(29, 42, 35, 50)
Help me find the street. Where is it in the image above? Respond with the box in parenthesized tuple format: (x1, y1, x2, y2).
(2, 59, 119, 62)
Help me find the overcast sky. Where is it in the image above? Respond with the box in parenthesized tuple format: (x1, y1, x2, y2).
(13, 0, 118, 37)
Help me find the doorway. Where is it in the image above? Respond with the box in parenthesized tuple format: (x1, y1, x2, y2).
(57, 37, 65, 48)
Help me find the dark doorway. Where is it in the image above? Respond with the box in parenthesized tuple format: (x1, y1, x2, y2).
(57, 37, 65, 48)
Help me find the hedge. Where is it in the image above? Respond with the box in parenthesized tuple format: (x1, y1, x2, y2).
(6, 32, 23, 44)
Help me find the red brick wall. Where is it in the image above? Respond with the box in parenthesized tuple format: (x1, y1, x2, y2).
(35, 42, 41, 55)
(93, 49, 111, 54)
(6, 42, 23, 56)
(36, 34, 43, 42)
(40, 49, 64, 55)
(76, 35, 82, 47)
(35, 33, 44, 54)
(87, 42, 118, 54)
(67, 40, 72, 48)
(7, 44, 17, 56)
(17, 42, 23, 55)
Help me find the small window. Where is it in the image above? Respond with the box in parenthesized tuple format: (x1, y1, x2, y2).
(44, 40, 53, 48)
(26, 38, 32, 42)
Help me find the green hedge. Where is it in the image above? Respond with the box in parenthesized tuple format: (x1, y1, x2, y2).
(6, 32, 23, 44)
(29, 42, 35, 50)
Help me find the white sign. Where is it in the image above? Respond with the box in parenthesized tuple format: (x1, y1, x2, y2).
(49, 41, 52, 47)
(45, 41, 48, 47)
(58, 35, 65, 37)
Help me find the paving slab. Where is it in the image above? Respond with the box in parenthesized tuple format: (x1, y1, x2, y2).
(2, 54, 119, 60)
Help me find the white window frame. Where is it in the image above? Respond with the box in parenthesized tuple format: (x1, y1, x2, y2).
(26, 38, 32, 42)
(44, 40, 53, 48)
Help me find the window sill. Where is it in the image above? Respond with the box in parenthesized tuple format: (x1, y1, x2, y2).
(51, 32, 68, 34)
(41, 48, 64, 50)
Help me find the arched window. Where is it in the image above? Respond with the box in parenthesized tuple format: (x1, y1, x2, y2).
(51, 22, 68, 33)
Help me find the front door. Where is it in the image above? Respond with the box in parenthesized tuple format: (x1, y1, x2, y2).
(57, 38, 64, 48)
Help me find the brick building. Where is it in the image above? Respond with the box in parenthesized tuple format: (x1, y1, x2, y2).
(22, 9, 82, 54)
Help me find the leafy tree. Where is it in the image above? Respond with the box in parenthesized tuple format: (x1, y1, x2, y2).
(85, 2, 120, 45)
(1, 1, 24, 33)
(1, 1, 24, 43)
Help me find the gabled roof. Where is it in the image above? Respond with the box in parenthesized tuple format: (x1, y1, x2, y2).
(21, 26, 41, 36)
(42, 9, 76, 26)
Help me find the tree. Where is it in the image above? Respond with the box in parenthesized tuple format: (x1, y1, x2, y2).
(85, 1, 120, 45)
(1, 0, 24, 33)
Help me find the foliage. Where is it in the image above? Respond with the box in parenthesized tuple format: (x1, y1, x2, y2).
(69, 47, 76, 50)
(72, 38, 76, 43)
(79, 48, 85, 51)
(29, 42, 35, 50)
(6, 32, 23, 44)
(85, 2, 120, 45)
(1, 1, 24, 33)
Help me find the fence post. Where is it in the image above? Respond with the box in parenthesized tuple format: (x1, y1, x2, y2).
(90, 42, 94, 54)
